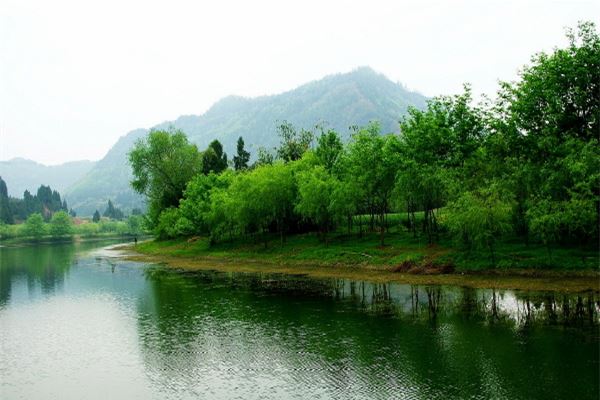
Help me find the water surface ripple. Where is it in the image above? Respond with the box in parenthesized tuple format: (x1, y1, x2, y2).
(0, 241, 598, 399)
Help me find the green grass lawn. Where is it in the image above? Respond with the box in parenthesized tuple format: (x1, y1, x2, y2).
(136, 228, 599, 272)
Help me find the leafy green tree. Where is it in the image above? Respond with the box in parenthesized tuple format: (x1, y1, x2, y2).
(346, 123, 400, 245)
(49, 211, 73, 236)
(179, 172, 232, 236)
(154, 207, 192, 239)
(207, 180, 238, 243)
(500, 21, 599, 146)
(491, 22, 600, 243)
(315, 129, 343, 172)
(276, 121, 313, 162)
(129, 128, 202, 226)
(222, 163, 295, 246)
(400, 87, 485, 172)
(92, 210, 101, 223)
(330, 179, 360, 234)
(395, 163, 448, 242)
(233, 136, 250, 171)
(397, 87, 485, 241)
(527, 197, 597, 253)
(445, 186, 513, 267)
(295, 166, 338, 242)
(23, 213, 45, 239)
(127, 215, 144, 236)
(255, 146, 274, 167)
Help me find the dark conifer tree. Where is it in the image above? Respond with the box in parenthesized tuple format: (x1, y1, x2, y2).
(233, 136, 250, 171)
(0, 176, 12, 224)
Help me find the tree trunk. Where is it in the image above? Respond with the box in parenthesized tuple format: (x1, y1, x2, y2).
(379, 211, 385, 246)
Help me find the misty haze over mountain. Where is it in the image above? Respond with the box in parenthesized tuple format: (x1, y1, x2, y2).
(1, 67, 426, 215)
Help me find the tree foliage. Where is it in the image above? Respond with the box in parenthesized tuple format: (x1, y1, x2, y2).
(233, 136, 250, 171)
(126, 22, 599, 267)
(202, 140, 228, 174)
(103, 199, 124, 220)
(49, 211, 73, 236)
(276, 121, 314, 162)
(23, 213, 45, 239)
(129, 128, 202, 226)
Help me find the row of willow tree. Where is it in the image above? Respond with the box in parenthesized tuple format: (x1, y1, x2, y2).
(129, 22, 599, 258)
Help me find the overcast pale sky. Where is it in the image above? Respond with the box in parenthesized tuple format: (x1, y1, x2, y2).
(1, 0, 597, 165)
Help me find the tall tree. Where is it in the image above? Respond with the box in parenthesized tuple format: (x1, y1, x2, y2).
(493, 21, 600, 244)
(233, 136, 250, 171)
(50, 211, 73, 236)
(346, 123, 401, 245)
(276, 121, 313, 162)
(202, 140, 228, 174)
(0, 176, 12, 224)
(129, 129, 202, 226)
(103, 199, 124, 220)
(23, 213, 45, 239)
(315, 129, 343, 172)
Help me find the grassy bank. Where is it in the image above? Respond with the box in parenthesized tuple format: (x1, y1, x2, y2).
(135, 231, 598, 271)
(122, 231, 599, 292)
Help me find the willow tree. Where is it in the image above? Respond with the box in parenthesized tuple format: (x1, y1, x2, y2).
(446, 185, 513, 267)
(346, 123, 401, 245)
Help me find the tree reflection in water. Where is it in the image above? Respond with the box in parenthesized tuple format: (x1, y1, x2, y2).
(135, 267, 598, 400)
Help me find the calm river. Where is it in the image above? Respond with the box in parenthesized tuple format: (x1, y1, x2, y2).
(0, 240, 598, 399)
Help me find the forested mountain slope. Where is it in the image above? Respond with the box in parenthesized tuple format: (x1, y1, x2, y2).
(66, 67, 427, 215)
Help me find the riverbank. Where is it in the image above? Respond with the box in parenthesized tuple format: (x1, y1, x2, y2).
(119, 233, 600, 292)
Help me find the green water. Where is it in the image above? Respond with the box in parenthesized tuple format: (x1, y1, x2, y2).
(0, 241, 598, 399)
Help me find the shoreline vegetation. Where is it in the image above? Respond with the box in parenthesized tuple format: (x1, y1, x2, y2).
(123, 23, 599, 289)
(120, 234, 600, 293)
(0, 233, 148, 246)
(0, 215, 147, 245)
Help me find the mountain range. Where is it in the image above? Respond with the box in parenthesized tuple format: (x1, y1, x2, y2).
(0, 158, 95, 198)
(3, 67, 428, 215)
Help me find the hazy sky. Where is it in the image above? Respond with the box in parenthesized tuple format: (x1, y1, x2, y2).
(1, 0, 597, 165)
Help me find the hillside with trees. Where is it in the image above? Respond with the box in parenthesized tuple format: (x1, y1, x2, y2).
(0, 176, 144, 242)
(0, 176, 71, 224)
(64, 68, 427, 215)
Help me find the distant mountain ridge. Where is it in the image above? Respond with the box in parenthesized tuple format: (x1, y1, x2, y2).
(65, 67, 428, 215)
(0, 158, 95, 198)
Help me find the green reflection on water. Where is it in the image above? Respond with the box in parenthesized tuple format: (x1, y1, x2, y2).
(0, 242, 598, 400)
(137, 267, 599, 399)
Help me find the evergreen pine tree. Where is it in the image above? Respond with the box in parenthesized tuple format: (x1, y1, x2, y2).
(0, 176, 13, 224)
(233, 136, 250, 171)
